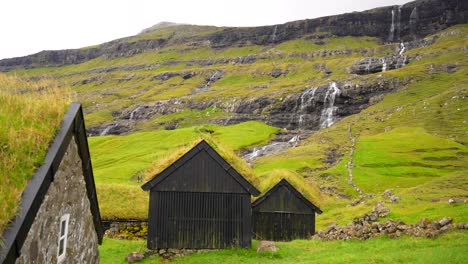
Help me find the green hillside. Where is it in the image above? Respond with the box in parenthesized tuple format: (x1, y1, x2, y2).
(5, 23, 467, 229)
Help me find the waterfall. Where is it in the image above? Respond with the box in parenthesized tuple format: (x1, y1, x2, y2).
(398, 42, 406, 55)
(396, 6, 402, 41)
(100, 124, 115, 136)
(300, 86, 318, 111)
(320, 82, 341, 128)
(297, 86, 318, 129)
(395, 43, 407, 68)
(396, 56, 407, 68)
(365, 58, 373, 74)
(389, 9, 395, 41)
(381, 58, 387, 72)
(129, 106, 141, 120)
(271, 25, 278, 42)
(243, 135, 301, 161)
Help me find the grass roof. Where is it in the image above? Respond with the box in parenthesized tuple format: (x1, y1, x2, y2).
(257, 169, 322, 207)
(0, 74, 69, 236)
(144, 135, 260, 189)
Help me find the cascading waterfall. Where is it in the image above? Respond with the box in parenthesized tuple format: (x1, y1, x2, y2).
(381, 58, 387, 72)
(389, 9, 396, 41)
(398, 42, 406, 55)
(100, 124, 116, 136)
(271, 25, 278, 42)
(243, 135, 301, 161)
(129, 106, 141, 120)
(365, 58, 373, 74)
(320, 82, 341, 128)
(298, 86, 318, 128)
(396, 6, 402, 41)
(395, 42, 407, 68)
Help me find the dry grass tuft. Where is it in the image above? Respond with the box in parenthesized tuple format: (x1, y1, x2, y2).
(0, 73, 70, 235)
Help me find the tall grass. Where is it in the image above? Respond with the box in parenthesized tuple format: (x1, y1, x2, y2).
(0, 74, 70, 235)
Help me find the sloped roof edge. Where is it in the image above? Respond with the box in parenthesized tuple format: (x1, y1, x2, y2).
(252, 178, 322, 214)
(141, 140, 260, 196)
(0, 103, 103, 264)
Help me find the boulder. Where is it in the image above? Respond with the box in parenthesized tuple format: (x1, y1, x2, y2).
(257, 241, 279, 252)
(439, 217, 453, 227)
(125, 252, 144, 263)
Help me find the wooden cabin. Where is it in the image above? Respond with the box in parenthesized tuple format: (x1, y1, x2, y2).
(0, 103, 103, 263)
(252, 179, 322, 241)
(141, 140, 260, 249)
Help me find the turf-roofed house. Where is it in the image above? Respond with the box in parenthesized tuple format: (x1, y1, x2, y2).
(253, 178, 322, 241)
(0, 103, 103, 263)
(141, 139, 260, 249)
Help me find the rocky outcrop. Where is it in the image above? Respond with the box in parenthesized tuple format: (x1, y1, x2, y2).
(316, 202, 464, 241)
(88, 79, 401, 136)
(0, 38, 167, 71)
(206, 0, 467, 48)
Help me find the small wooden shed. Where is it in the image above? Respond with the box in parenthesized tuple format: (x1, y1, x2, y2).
(141, 140, 260, 249)
(252, 179, 322, 241)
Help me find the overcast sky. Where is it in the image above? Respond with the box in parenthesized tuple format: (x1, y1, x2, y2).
(0, 0, 410, 60)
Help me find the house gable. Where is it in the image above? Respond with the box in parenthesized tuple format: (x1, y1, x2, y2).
(153, 149, 246, 193)
(253, 179, 322, 214)
(142, 140, 260, 195)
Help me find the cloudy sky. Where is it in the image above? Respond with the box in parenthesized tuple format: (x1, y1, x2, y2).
(0, 0, 410, 59)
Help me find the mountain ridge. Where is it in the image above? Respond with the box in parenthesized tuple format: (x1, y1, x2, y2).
(0, 0, 466, 71)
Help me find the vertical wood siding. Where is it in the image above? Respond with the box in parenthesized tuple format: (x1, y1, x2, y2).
(252, 212, 315, 241)
(148, 191, 252, 249)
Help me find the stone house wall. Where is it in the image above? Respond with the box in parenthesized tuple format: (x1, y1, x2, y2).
(15, 137, 99, 263)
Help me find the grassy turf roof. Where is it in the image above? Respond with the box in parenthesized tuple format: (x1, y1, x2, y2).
(144, 136, 260, 189)
(256, 169, 322, 207)
(0, 74, 69, 236)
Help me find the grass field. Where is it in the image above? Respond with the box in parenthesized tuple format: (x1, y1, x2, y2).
(99, 231, 468, 264)
(89, 121, 279, 219)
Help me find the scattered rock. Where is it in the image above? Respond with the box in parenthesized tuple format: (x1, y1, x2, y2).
(439, 217, 453, 227)
(257, 240, 279, 252)
(125, 252, 144, 263)
(271, 68, 287, 78)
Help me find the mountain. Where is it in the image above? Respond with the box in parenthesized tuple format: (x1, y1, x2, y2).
(1, 0, 467, 226)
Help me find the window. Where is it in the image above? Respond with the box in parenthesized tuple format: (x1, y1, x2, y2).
(57, 214, 70, 262)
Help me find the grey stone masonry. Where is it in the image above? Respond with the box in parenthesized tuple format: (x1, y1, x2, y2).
(15, 137, 99, 264)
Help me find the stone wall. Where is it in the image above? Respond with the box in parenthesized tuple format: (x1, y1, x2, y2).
(15, 137, 99, 264)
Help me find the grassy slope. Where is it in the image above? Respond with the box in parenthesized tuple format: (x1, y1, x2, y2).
(4, 22, 467, 259)
(0, 74, 69, 235)
(89, 121, 279, 219)
(99, 231, 468, 264)
(252, 25, 468, 228)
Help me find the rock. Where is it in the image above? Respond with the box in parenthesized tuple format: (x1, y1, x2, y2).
(271, 68, 285, 78)
(432, 221, 441, 230)
(125, 252, 144, 263)
(439, 217, 453, 227)
(257, 241, 279, 252)
(417, 218, 431, 228)
(448, 198, 455, 205)
(440, 225, 452, 232)
(390, 195, 400, 203)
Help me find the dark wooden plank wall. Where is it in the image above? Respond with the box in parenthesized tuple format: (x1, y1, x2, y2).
(148, 191, 252, 249)
(154, 150, 246, 194)
(252, 212, 315, 241)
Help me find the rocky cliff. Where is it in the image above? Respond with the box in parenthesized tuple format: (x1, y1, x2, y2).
(0, 0, 466, 71)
